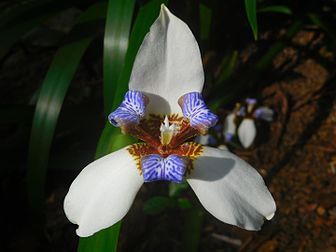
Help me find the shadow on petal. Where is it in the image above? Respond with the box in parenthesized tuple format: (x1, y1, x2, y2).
(189, 156, 235, 181)
(142, 92, 172, 116)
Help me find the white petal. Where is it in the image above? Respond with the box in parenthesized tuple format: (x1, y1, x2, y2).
(217, 144, 228, 151)
(129, 5, 204, 115)
(223, 113, 236, 135)
(238, 118, 256, 148)
(187, 147, 276, 230)
(64, 147, 143, 237)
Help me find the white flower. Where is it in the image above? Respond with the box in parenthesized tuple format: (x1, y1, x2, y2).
(238, 118, 257, 148)
(237, 99, 274, 148)
(64, 5, 276, 237)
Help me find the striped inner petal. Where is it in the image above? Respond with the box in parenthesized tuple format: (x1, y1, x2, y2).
(178, 92, 218, 134)
(108, 90, 148, 128)
(141, 154, 188, 183)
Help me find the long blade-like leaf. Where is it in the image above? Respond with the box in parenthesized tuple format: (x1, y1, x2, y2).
(96, 0, 169, 157)
(27, 2, 106, 220)
(199, 3, 212, 41)
(27, 37, 93, 218)
(258, 5, 292, 15)
(78, 222, 122, 252)
(77, 1, 168, 251)
(103, 0, 136, 115)
(244, 0, 258, 40)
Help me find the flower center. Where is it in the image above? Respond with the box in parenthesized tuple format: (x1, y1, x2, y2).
(160, 116, 177, 146)
(108, 90, 218, 183)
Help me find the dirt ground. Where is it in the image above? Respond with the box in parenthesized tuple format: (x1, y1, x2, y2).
(206, 30, 336, 252)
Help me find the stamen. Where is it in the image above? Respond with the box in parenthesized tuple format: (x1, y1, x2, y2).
(160, 116, 177, 146)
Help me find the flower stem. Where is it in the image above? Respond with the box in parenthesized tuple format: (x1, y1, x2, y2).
(181, 208, 204, 252)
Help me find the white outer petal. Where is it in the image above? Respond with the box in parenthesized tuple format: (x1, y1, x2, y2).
(223, 113, 236, 135)
(238, 118, 256, 148)
(187, 147, 276, 231)
(129, 5, 204, 115)
(64, 147, 143, 237)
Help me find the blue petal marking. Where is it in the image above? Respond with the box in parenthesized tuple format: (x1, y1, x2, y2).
(254, 107, 274, 122)
(179, 92, 218, 133)
(254, 108, 264, 119)
(141, 154, 187, 183)
(225, 132, 234, 142)
(245, 98, 257, 105)
(237, 106, 246, 117)
(108, 90, 147, 127)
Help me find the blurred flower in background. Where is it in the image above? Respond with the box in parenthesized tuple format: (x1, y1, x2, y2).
(224, 98, 274, 148)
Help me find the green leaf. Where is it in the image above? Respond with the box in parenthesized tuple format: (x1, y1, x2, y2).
(78, 1, 168, 251)
(255, 20, 302, 70)
(169, 181, 189, 198)
(181, 209, 204, 252)
(94, 0, 170, 157)
(177, 198, 192, 209)
(244, 0, 258, 40)
(143, 196, 175, 215)
(78, 222, 122, 252)
(103, 0, 136, 115)
(27, 37, 93, 218)
(199, 3, 212, 41)
(113, 0, 168, 106)
(215, 50, 238, 85)
(258, 5, 292, 15)
(26, 2, 106, 220)
(210, 20, 303, 108)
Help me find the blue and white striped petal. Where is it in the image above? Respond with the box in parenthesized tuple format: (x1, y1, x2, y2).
(178, 92, 218, 134)
(141, 154, 188, 183)
(108, 90, 148, 127)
